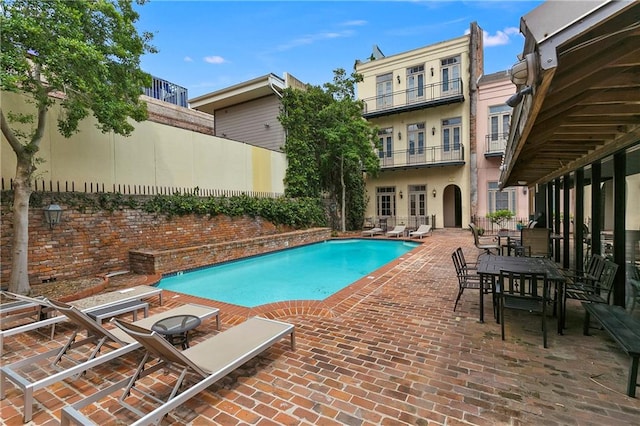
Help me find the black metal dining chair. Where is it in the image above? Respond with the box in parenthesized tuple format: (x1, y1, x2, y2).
(517, 228, 551, 258)
(497, 270, 551, 348)
(452, 248, 482, 312)
(563, 258, 618, 329)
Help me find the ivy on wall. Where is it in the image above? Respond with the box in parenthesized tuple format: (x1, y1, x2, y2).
(1, 191, 327, 228)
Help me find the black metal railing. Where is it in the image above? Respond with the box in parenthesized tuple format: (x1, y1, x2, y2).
(362, 78, 464, 116)
(143, 76, 188, 107)
(0, 178, 283, 198)
(377, 145, 464, 168)
(470, 216, 531, 235)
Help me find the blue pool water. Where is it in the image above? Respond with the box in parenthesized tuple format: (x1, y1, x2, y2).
(158, 239, 419, 307)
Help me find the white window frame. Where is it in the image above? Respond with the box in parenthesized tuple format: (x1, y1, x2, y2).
(441, 56, 460, 94)
(406, 65, 425, 103)
(376, 186, 396, 217)
(408, 184, 427, 217)
(488, 181, 516, 213)
(488, 104, 511, 152)
(407, 122, 425, 157)
(442, 117, 461, 153)
(378, 127, 394, 167)
(376, 73, 393, 109)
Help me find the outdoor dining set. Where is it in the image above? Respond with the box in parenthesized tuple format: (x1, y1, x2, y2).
(453, 223, 639, 398)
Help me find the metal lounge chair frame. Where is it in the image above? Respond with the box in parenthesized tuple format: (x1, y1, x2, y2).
(0, 299, 219, 423)
(0, 291, 50, 322)
(61, 316, 295, 426)
(0, 285, 163, 354)
(1, 291, 55, 340)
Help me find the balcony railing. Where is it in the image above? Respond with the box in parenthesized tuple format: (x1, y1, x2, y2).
(485, 133, 508, 157)
(143, 76, 188, 107)
(362, 78, 464, 118)
(377, 145, 465, 169)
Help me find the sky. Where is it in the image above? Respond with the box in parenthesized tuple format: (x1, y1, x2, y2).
(133, 0, 544, 99)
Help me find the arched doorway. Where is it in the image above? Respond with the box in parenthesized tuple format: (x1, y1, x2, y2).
(443, 184, 462, 228)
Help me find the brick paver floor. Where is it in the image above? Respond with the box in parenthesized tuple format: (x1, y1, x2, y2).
(1, 228, 639, 425)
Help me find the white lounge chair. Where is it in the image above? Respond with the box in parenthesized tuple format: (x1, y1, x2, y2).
(61, 316, 295, 426)
(362, 227, 383, 237)
(409, 224, 432, 239)
(0, 298, 219, 423)
(386, 225, 406, 238)
(0, 285, 163, 354)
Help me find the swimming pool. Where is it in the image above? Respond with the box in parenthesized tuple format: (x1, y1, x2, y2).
(158, 239, 419, 307)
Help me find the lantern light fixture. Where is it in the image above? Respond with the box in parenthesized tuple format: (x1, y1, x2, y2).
(43, 204, 63, 229)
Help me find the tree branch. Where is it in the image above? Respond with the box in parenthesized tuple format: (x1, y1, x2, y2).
(0, 108, 24, 155)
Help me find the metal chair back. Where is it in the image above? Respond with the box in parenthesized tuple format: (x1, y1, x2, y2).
(520, 227, 550, 257)
(497, 270, 550, 347)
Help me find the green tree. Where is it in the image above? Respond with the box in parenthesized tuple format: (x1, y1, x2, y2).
(279, 69, 379, 232)
(1, 0, 155, 294)
(486, 209, 515, 229)
(320, 69, 379, 232)
(278, 84, 330, 199)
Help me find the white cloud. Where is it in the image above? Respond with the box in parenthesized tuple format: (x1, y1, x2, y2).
(275, 29, 355, 52)
(341, 20, 367, 27)
(184, 56, 193, 62)
(481, 27, 521, 47)
(204, 55, 227, 64)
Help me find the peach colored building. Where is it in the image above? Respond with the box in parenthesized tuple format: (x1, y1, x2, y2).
(476, 71, 529, 224)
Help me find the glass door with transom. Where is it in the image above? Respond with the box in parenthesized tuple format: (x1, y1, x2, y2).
(441, 56, 460, 95)
(407, 65, 425, 104)
(408, 185, 428, 229)
(407, 123, 426, 165)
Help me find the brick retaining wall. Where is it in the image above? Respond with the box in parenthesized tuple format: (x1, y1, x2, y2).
(1, 204, 326, 286)
(130, 228, 331, 275)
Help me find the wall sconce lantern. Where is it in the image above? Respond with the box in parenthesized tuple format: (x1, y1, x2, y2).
(43, 204, 63, 229)
(397, 131, 401, 140)
(264, 123, 270, 128)
(431, 126, 436, 136)
(399, 191, 403, 199)
(396, 75, 401, 84)
(432, 189, 437, 198)
(430, 67, 434, 77)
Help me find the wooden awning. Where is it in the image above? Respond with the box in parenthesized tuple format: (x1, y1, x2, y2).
(500, 0, 640, 188)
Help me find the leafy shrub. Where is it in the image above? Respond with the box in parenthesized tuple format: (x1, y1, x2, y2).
(486, 209, 514, 228)
(0, 191, 326, 229)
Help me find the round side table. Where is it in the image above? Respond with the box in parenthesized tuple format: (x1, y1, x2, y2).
(151, 314, 201, 349)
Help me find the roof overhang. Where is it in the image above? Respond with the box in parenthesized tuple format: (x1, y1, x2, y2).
(188, 73, 286, 115)
(500, 0, 640, 188)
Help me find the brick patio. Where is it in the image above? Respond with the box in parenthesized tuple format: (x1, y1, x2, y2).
(1, 228, 639, 425)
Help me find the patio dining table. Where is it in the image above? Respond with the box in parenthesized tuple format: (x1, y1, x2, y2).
(476, 255, 566, 334)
